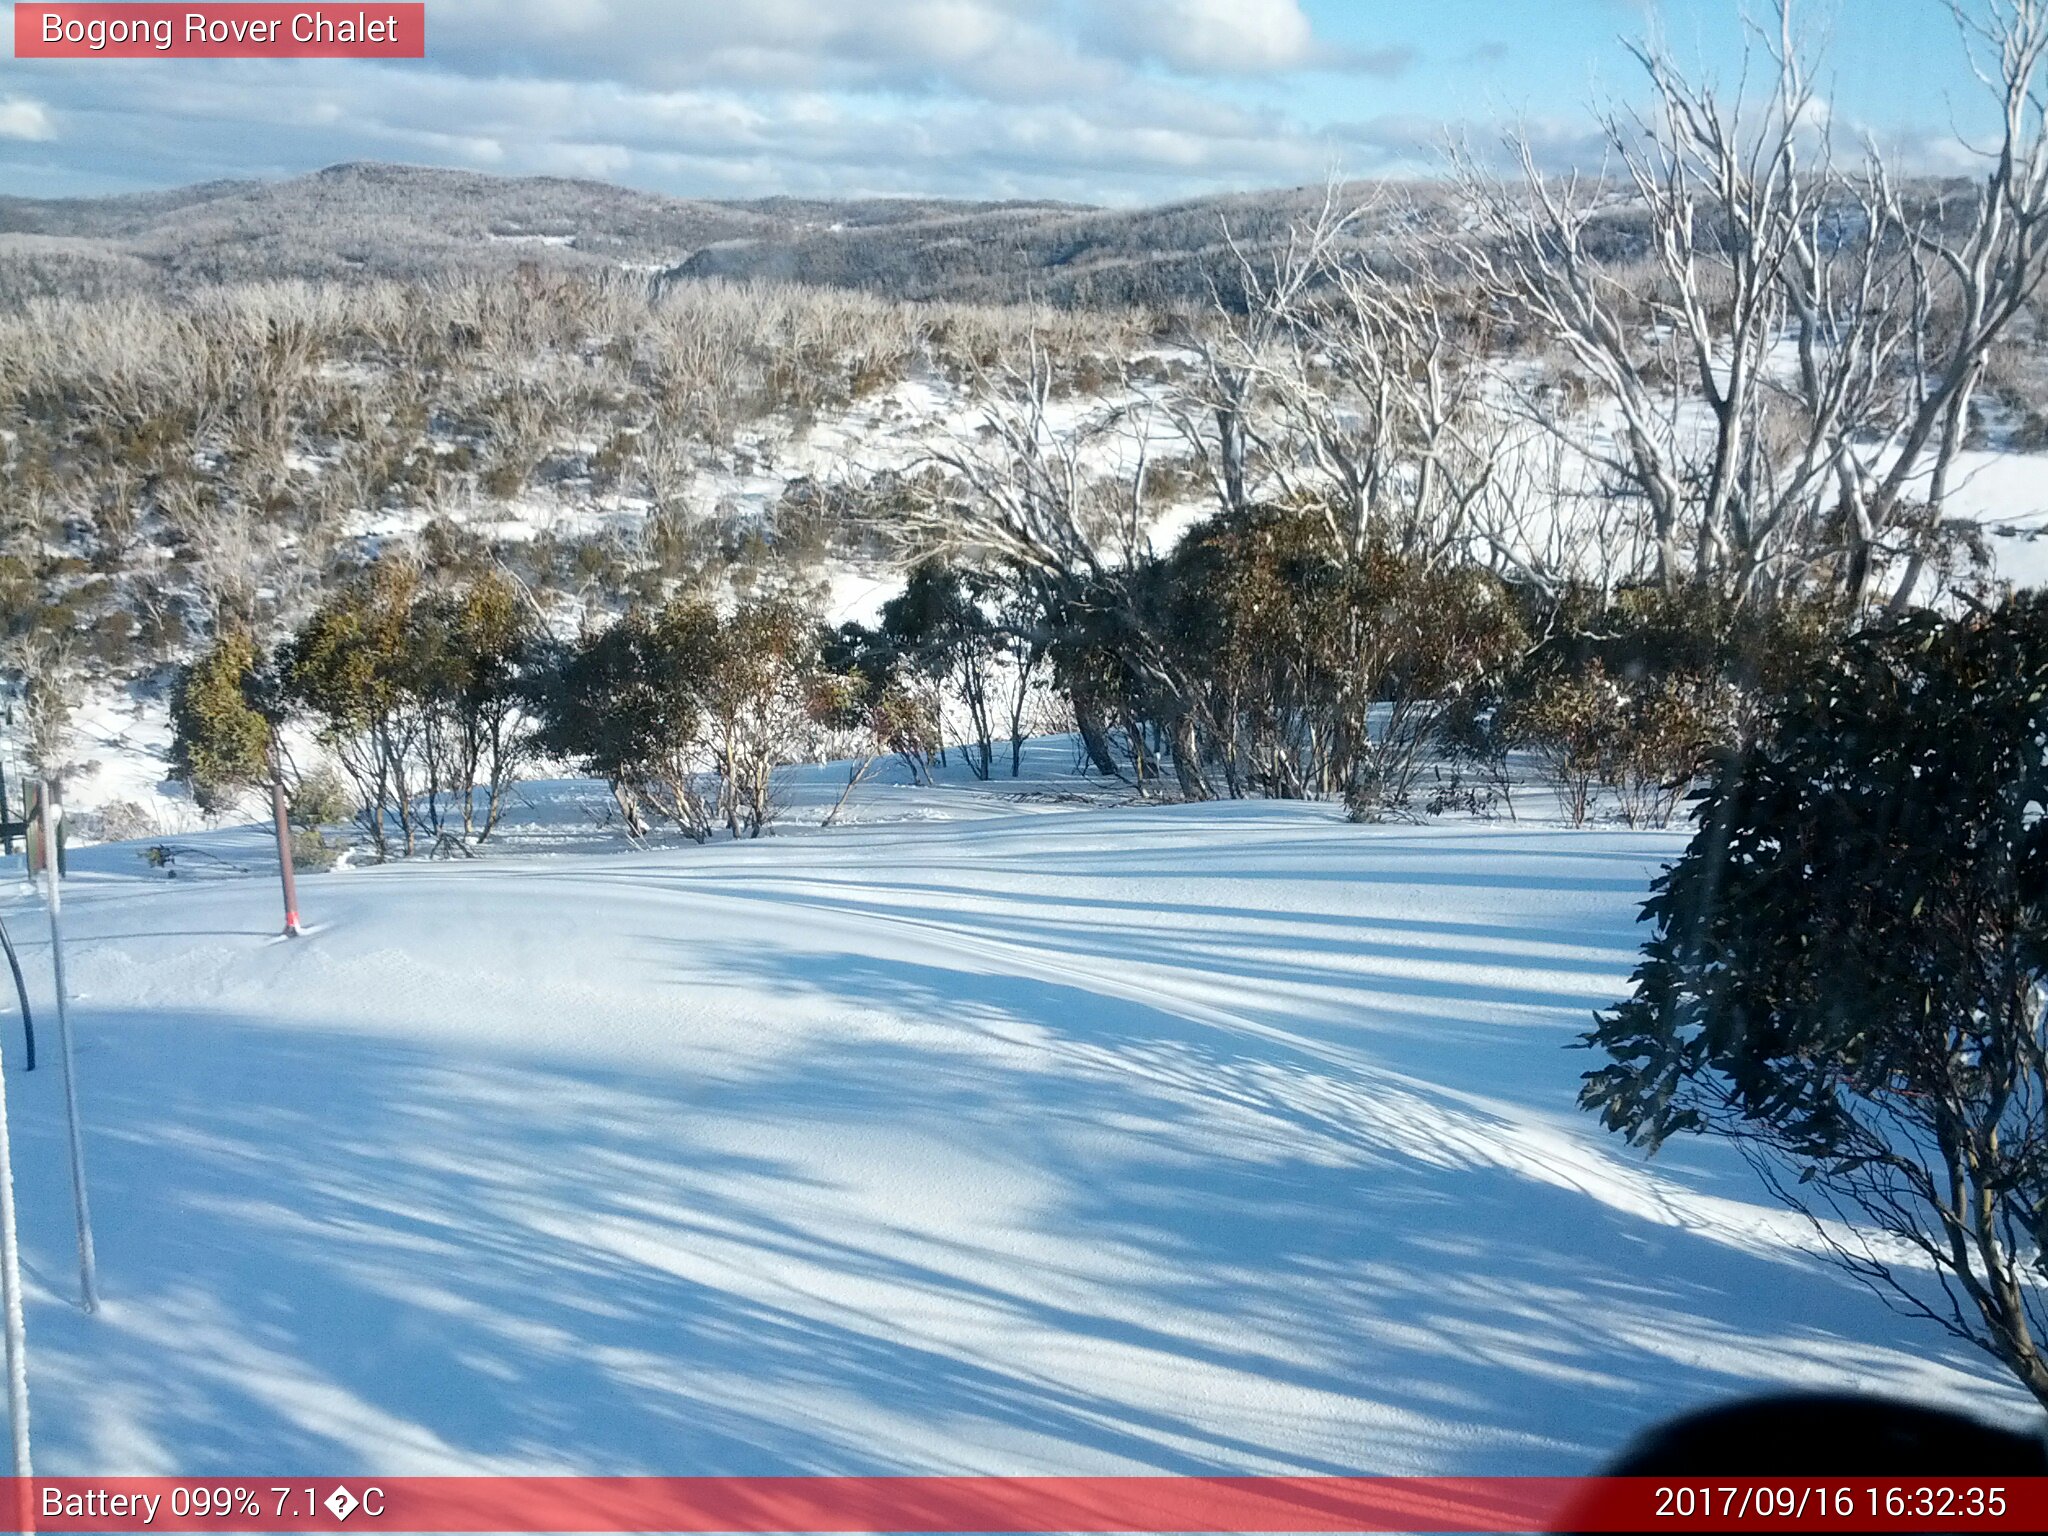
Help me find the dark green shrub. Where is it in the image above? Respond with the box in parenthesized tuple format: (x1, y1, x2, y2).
(1583, 595, 2048, 1408)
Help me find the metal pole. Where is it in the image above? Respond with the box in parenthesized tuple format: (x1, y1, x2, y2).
(270, 731, 301, 938)
(0, 917, 29, 1073)
(39, 780, 98, 1314)
(0, 1033, 33, 1494)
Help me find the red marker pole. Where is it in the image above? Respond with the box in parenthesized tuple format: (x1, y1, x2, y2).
(270, 729, 300, 938)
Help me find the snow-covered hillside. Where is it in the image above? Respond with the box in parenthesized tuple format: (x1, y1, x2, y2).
(0, 758, 2025, 1476)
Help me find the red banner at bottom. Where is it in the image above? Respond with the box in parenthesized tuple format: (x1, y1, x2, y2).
(3, 1476, 2044, 1532)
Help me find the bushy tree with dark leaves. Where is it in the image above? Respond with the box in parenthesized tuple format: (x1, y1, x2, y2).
(530, 607, 713, 842)
(285, 561, 421, 858)
(882, 563, 1001, 780)
(169, 627, 273, 815)
(820, 621, 942, 786)
(1581, 595, 2048, 1407)
(408, 570, 538, 842)
(533, 593, 824, 842)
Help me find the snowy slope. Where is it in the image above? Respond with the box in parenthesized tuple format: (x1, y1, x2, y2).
(0, 785, 2028, 1477)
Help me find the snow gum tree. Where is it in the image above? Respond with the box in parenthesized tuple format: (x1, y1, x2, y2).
(1459, 0, 2048, 612)
(276, 562, 541, 856)
(1145, 505, 1526, 813)
(1581, 595, 2048, 1406)
(168, 627, 272, 815)
(284, 561, 422, 859)
(694, 595, 824, 839)
(818, 620, 943, 789)
(881, 564, 1002, 781)
(532, 593, 826, 842)
(531, 607, 716, 843)
(408, 570, 538, 842)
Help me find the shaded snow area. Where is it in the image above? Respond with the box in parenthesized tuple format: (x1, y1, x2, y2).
(0, 775, 2029, 1477)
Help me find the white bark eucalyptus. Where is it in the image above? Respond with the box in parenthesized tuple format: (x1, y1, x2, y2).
(1454, 0, 2048, 613)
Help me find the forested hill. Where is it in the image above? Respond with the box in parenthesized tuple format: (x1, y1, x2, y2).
(0, 162, 1072, 297)
(0, 162, 1072, 299)
(667, 184, 1460, 306)
(0, 161, 1438, 306)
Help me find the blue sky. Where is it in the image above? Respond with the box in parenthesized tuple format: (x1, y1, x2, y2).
(0, 2, 2006, 203)
(1300, 1, 1976, 145)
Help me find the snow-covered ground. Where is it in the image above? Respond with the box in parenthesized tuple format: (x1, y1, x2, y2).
(0, 752, 2028, 1477)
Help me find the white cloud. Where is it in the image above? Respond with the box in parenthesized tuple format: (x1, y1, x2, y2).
(427, 0, 1124, 99)
(0, 96, 55, 142)
(0, 0, 1415, 200)
(3, 7, 1367, 204)
(1098, 0, 1319, 75)
(0, 0, 1709, 203)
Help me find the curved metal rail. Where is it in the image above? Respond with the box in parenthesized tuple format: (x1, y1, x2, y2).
(0, 915, 31, 1072)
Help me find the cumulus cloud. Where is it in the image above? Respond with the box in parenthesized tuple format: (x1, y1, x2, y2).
(2, 0, 1406, 201)
(1096, 0, 1318, 76)
(5, 0, 1967, 204)
(6, 52, 1359, 202)
(3, 0, 1415, 198)
(0, 96, 54, 142)
(427, 0, 1126, 100)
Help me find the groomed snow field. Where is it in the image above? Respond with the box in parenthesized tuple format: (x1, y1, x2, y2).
(0, 747, 2029, 1476)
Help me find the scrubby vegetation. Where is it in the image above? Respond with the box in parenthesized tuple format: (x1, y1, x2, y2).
(0, 268, 1135, 779)
(14, 0, 2048, 874)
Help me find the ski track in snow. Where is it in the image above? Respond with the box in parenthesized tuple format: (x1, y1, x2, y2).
(0, 762, 2030, 1477)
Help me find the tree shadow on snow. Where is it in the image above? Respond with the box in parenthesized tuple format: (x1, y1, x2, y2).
(6, 965, 2017, 1479)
